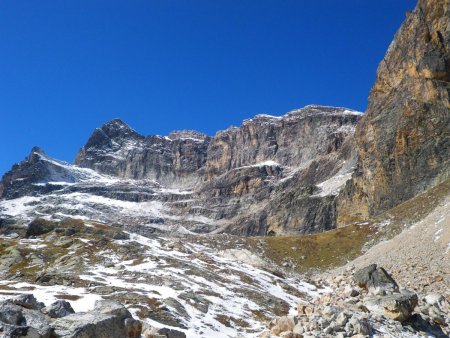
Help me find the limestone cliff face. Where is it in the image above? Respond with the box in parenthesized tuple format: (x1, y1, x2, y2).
(338, 0, 450, 224)
(72, 106, 361, 234)
(75, 106, 360, 188)
(205, 106, 359, 178)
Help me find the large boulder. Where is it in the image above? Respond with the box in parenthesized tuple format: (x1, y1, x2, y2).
(142, 323, 186, 338)
(353, 264, 399, 293)
(25, 219, 56, 237)
(0, 302, 53, 338)
(0, 304, 25, 325)
(0, 324, 42, 338)
(7, 294, 45, 311)
(364, 291, 418, 322)
(52, 300, 141, 338)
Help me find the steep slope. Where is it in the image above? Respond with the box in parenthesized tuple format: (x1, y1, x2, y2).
(338, 0, 450, 224)
(0, 147, 107, 199)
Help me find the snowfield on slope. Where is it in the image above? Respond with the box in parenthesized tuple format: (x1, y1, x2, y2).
(0, 232, 327, 337)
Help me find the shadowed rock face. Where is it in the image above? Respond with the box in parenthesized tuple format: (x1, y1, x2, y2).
(338, 0, 450, 224)
(74, 119, 210, 187)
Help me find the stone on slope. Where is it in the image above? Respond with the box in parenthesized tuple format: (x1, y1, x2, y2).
(364, 290, 418, 322)
(41, 300, 74, 318)
(220, 248, 267, 268)
(7, 294, 45, 311)
(52, 300, 141, 338)
(0, 302, 53, 338)
(353, 264, 399, 293)
(141, 323, 186, 338)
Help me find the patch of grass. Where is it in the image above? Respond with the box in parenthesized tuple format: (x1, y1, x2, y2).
(58, 218, 85, 229)
(251, 309, 271, 323)
(214, 314, 251, 328)
(248, 223, 376, 273)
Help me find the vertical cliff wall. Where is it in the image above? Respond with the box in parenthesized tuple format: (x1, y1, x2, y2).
(338, 0, 450, 224)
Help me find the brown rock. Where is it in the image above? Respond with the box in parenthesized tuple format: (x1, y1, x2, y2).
(338, 0, 450, 223)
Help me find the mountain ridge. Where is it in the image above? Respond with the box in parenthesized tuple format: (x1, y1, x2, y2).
(1, 104, 361, 236)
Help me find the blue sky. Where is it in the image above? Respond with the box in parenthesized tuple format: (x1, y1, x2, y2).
(0, 0, 416, 176)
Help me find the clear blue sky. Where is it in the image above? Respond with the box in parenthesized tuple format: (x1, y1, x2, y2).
(0, 0, 415, 176)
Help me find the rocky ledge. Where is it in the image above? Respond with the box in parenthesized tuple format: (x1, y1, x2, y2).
(261, 264, 450, 337)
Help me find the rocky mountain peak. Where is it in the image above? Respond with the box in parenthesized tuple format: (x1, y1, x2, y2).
(29, 146, 45, 156)
(0, 148, 76, 199)
(98, 118, 142, 140)
(75, 119, 145, 166)
(26, 146, 48, 164)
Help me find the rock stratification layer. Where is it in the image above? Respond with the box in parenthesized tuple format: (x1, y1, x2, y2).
(338, 0, 450, 224)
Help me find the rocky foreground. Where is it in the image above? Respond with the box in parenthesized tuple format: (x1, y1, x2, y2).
(2, 262, 448, 338)
(261, 264, 450, 338)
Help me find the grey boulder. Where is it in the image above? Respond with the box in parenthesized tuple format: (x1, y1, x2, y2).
(52, 300, 141, 338)
(364, 290, 418, 322)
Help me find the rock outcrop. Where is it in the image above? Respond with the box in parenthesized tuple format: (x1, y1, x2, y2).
(0, 147, 82, 199)
(338, 0, 450, 224)
(74, 119, 210, 187)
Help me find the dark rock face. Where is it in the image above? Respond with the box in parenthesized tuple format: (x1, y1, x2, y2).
(41, 301, 74, 319)
(338, 0, 450, 223)
(353, 264, 399, 293)
(0, 147, 79, 199)
(74, 120, 210, 187)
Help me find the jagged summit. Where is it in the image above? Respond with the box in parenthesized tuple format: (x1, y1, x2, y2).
(167, 130, 209, 142)
(29, 146, 45, 156)
(97, 118, 142, 140)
